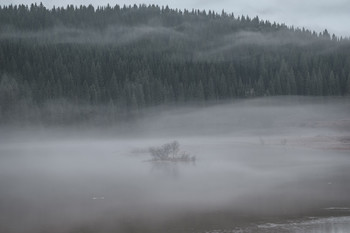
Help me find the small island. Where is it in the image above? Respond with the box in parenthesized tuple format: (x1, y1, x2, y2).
(148, 141, 196, 162)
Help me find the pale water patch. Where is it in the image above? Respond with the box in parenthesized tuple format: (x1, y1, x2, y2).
(203, 216, 350, 233)
(257, 216, 350, 233)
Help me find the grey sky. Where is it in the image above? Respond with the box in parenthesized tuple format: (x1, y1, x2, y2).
(2, 0, 350, 37)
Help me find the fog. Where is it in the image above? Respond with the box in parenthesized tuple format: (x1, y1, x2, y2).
(0, 25, 185, 45)
(192, 30, 332, 62)
(0, 24, 331, 47)
(1, 97, 350, 233)
(1, 24, 341, 67)
(1, 25, 342, 67)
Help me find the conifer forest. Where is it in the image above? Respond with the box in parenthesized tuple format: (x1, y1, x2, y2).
(1, 4, 350, 123)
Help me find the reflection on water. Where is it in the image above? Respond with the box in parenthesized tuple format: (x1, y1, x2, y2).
(150, 161, 181, 178)
(149, 160, 196, 178)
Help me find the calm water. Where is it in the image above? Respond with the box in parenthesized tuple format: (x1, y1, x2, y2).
(1, 98, 349, 232)
(1, 135, 349, 233)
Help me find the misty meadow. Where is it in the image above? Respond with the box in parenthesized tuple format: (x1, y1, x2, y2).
(0, 3, 350, 233)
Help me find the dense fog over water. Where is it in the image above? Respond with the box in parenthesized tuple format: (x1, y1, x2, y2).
(1, 97, 350, 233)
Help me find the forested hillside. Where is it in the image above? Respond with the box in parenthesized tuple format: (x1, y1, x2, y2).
(1, 3, 350, 123)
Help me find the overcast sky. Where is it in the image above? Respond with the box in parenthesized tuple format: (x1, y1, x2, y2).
(2, 0, 350, 37)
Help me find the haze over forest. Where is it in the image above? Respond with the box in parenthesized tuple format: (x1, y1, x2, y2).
(1, 3, 350, 233)
(1, 3, 350, 124)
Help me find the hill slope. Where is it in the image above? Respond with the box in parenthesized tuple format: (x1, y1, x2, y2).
(1, 4, 350, 123)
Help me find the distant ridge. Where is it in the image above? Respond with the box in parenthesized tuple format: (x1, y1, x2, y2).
(0, 4, 350, 123)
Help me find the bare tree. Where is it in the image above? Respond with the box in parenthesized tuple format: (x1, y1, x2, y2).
(148, 141, 195, 162)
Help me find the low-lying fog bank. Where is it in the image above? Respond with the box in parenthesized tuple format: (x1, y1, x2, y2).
(0, 97, 349, 233)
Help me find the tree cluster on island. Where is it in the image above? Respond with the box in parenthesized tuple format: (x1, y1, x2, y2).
(148, 141, 196, 162)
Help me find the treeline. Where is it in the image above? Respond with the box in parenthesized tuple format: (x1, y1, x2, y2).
(1, 3, 350, 123)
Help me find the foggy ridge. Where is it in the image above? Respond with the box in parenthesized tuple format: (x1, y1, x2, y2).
(1, 4, 350, 125)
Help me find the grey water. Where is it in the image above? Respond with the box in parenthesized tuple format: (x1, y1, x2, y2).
(0, 97, 350, 233)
